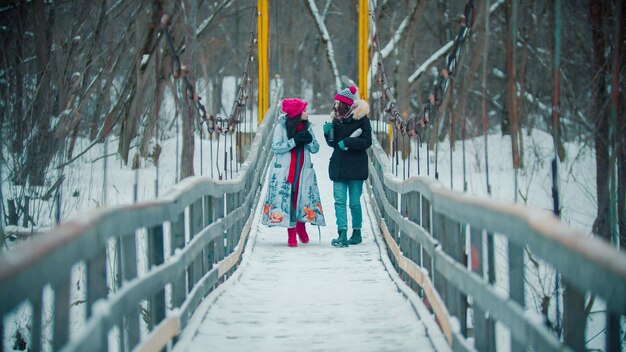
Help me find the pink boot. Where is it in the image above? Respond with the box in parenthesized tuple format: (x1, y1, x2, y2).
(287, 227, 298, 247)
(296, 221, 310, 244)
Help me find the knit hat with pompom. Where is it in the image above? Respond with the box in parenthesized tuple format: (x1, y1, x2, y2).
(281, 98, 308, 118)
(334, 85, 357, 106)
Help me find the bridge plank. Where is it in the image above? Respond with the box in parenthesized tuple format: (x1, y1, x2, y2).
(177, 212, 441, 352)
(135, 316, 180, 352)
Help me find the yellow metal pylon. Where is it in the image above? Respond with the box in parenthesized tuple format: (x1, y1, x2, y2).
(358, 0, 369, 101)
(257, 0, 269, 123)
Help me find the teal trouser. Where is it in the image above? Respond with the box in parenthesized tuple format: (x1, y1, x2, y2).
(333, 180, 364, 231)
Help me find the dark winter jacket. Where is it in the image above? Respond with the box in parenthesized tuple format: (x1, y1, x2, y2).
(323, 99, 372, 181)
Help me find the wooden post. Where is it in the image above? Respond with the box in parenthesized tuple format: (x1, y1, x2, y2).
(409, 192, 422, 271)
(421, 197, 431, 233)
(606, 312, 621, 352)
(203, 195, 216, 273)
(402, 191, 421, 288)
(421, 197, 433, 282)
(120, 232, 139, 349)
(170, 213, 186, 310)
(508, 240, 525, 352)
(148, 224, 165, 330)
(87, 247, 107, 318)
(8, 199, 17, 226)
(562, 281, 586, 351)
(385, 186, 398, 241)
(53, 276, 70, 350)
(471, 227, 496, 351)
(212, 195, 225, 261)
(189, 199, 204, 287)
(400, 192, 411, 284)
(22, 196, 29, 227)
(31, 291, 43, 352)
(447, 217, 467, 335)
(114, 239, 123, 291)
(432, 211, 447, 305)
(226, 193, 237, 255)
(204, 195, 214, 227)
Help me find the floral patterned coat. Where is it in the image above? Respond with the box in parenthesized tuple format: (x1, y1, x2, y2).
(261, 115, 326, 227)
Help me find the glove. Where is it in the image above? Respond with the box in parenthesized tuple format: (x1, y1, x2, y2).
(293, 131, 313, 145)
(323, 123, 332, 135)
(338, 140, 348, 151)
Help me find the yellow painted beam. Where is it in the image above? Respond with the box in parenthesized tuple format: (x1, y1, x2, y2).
(257, 0, 269, 123)
(358, 0, 369, 100)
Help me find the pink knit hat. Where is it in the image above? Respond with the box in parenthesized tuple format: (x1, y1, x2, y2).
(335, 85, 357, 106)
(281, 98, 308, 118)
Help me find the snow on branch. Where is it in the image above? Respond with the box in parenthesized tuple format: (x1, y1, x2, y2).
(381, 15, 411, 58)
(407, 41, 454, 83)
(367, 12, 412, 84)
(196, 0, 234, 38)
(306, 0, 342, 92)
(407, 0, 505, 84)
(174, 0, 234, 54)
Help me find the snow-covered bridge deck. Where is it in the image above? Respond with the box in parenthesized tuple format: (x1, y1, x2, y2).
(173, 117, 447, 351)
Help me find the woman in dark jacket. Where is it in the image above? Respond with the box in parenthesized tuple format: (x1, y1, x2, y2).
(323, 86, 372, 247)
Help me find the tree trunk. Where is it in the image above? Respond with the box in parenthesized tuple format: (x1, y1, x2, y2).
(140, 3, 167, 158)
(11, 6, 26, 157)
(506, 0, 521, 169)
(24, 0, 57, 186)
(589, 0, 611, 242)
(180, 0, 198, 180)
(612, 0, 625, 250)
(119, 6, 144, 164)
(397, 1, 424, 160)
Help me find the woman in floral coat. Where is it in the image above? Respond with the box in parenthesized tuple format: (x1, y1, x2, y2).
(261, 98, 325, 247)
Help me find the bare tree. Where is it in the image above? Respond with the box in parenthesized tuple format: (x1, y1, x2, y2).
(306, 0, 341, 92)
(611, 1, 626, 251)
(589, 0, 611, 242)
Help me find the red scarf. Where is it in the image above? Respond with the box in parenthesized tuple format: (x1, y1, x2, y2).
(287, 122, 305, 184)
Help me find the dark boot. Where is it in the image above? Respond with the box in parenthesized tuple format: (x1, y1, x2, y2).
(287, 227, 297, 247)
(347, 229, 362, 245)
(331, 229, 349, 247)
(295, 221, 310, 244)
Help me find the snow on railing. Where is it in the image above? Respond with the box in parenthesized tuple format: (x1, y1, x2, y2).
(0, 85, 283, 352)
(366, 136, 626, 352)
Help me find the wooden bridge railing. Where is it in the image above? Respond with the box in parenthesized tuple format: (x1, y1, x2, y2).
(367, 137, 626, 352)
(0, 87, 282, 352)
